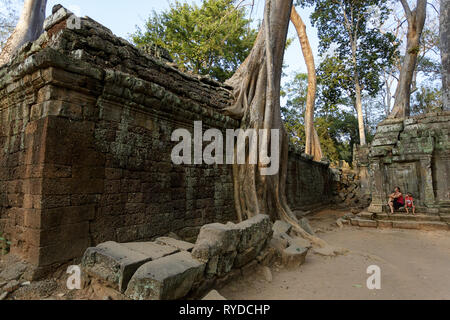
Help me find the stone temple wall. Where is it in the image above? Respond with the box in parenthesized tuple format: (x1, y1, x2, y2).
(0, 8, 333, 270)
(286, 149, 334, 211)
(368, 112, 450, 214)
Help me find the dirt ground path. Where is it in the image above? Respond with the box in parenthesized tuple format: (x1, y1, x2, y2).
(221, 209, 450, 300)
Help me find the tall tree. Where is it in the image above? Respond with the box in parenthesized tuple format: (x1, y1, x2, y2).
(225, 0, 328, 247)
(300, 0, 397, 146)
(0, 0, 46, 66)
(282, 73, 340, 161)
(389, 0, 428, 118)
(132, 0, 257, 82)
(290, 6, 323, 161)
(442, 0, 449, 110)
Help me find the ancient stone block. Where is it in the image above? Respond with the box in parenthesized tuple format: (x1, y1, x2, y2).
(125, 251, 205, 300)
(358, 219, 378, 228)
(192, 223, 240, 262)
(233, 247, 257, 268)
(236, 214, 272, 252)
(155, 237, 194, 252)
(288, 236, 312, 249)
(81, 242, 153, 293)
(273, 220, 291, 236)
(217, 251, 238, 276)
(256, 247, 276, 267)
(120, 242, 179, 260)
(281, 245, 308, 269)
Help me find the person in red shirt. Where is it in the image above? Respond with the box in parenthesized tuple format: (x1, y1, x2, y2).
(388, 187, 404, 215)
(405, 193, 416, 215)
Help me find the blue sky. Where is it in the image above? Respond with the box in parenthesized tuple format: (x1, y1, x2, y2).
(44, 0, 320, 83)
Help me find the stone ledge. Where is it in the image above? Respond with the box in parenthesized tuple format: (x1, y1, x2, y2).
(347, 216, 449, 231)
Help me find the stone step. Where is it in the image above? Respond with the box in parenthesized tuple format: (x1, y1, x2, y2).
(349, 217, 449, 231)
(358, 212, 443, 222)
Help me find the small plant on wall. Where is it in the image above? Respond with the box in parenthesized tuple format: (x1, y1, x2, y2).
(0, 232, 11, 255)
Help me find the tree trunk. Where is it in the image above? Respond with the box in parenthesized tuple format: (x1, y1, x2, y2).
(290, 6, 323, 161)
(384, 73, 393, 116)
(355, 76, 366, 145)
(442, 0, 449, 110)
(351, 39, 367, 146)
(225, 0, 328, 248)
(389, 0, 427, 118)
(0, 0, 47, 66)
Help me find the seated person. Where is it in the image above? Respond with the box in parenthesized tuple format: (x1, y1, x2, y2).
(405, 193, 416, 215)
(388, 187, 404, 215)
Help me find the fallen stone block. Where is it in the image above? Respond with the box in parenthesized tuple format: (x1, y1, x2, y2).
(256, 247, 276, 266)
(81, 242, 153, 293)
(192, 223, 240, 262)
(217, 251, 238, 276)
(121, 242, 179, 260)
(205, 256, 219, 276)
(189, 278, 216, 299)
(236, 214, 272, 252)
(288, 236, 312, 249)
(81, 241, 178, 293)
(233, 247, 257, 268)
(273, 220, 292, 235)
(155, 237, 194, 252)
(269, 235, 289, 253)
(125, 251, 205, 300)
(281, 245, 308, 268)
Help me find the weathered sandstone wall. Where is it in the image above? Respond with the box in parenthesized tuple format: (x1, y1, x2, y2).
(0, 8, 333, 269)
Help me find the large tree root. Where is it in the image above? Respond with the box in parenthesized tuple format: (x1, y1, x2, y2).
(225, 0, 335, 253)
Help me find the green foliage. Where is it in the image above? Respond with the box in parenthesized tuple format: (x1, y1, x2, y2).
(298, 0, 398, 107)
(0, 232, 11, 255)
(282, 73, 352, 162)
(412, 86, 443, 115)
(132, 0, 257, 82)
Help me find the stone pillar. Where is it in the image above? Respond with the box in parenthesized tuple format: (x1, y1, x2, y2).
(419, 155, 436, 210)
(353, 145, 371, 197)
(368, 159, 386, 213)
